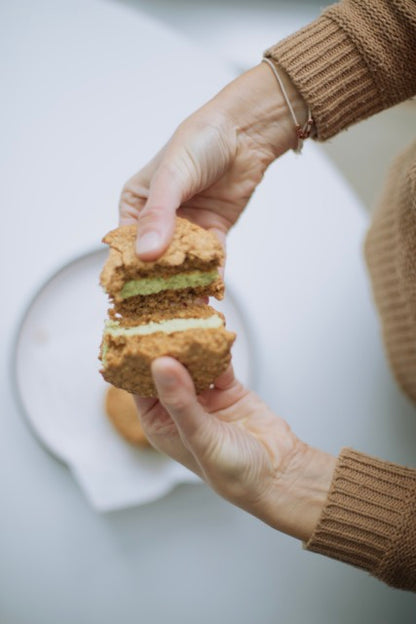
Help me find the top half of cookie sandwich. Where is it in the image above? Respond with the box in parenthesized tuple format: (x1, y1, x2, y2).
(100, 217, 224, 314)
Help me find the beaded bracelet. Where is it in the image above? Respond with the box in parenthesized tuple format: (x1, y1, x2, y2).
(262, 58, 314, 154)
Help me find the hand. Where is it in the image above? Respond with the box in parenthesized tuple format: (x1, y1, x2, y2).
(135, 358, 336, 541)
(119, 63, 308, 260)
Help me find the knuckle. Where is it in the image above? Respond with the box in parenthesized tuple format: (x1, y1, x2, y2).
(119, 176, 149, 216)
(141, 202, 165, 218)
(164, 392, 191, 415)
(136, 206, 164, 231)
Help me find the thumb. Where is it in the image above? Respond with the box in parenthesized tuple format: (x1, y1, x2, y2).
(151, 357, 218, 457)
(136, 164, 183, 260)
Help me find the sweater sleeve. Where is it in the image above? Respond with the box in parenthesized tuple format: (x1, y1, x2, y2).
(306, 449, 416, 591)
(306, 139, 416, 592)
(264, 0, 416, 140)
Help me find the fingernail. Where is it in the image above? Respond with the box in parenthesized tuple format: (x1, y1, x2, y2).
(136, 231, 161, 256)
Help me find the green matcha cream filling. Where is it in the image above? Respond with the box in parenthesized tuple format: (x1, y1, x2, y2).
(120, 270, 218, 299)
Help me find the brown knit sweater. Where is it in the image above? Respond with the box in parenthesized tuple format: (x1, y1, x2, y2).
(265, 0, 416, 592)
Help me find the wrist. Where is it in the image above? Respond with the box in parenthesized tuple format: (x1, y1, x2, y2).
(215, 62, 309, 158)
(261, 441, 337, 542)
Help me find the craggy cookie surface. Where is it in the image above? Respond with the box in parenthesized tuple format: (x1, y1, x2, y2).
(100, 218, 224, 307)
(101, 326, 235, 396)
(99, 218, 235, 397)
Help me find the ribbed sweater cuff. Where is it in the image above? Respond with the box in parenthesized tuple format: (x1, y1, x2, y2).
(264, 16, 381, 141)
(305, 448, 416, 590)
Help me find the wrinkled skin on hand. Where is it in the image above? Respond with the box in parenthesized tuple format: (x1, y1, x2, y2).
(119, 63, 304, 259)
(134, 358, 331, 541)
(119, 112, 272, 256)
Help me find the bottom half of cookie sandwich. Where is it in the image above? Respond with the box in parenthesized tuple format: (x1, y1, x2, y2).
(99, 304, 236, 397)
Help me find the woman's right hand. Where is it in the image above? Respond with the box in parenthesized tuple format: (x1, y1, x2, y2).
(119, 62, 308, 260)
(134, 358, 336, 542)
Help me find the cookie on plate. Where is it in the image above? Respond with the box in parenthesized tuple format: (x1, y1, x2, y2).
(104, 385, 151, 446)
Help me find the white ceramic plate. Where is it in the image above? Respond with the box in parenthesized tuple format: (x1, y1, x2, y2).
(13, 249, 254, 510)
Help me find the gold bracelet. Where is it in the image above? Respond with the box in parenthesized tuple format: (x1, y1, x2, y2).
(262, 58, 314, 154)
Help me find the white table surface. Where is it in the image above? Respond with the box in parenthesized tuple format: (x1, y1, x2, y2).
(1, 0, 415, 622)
